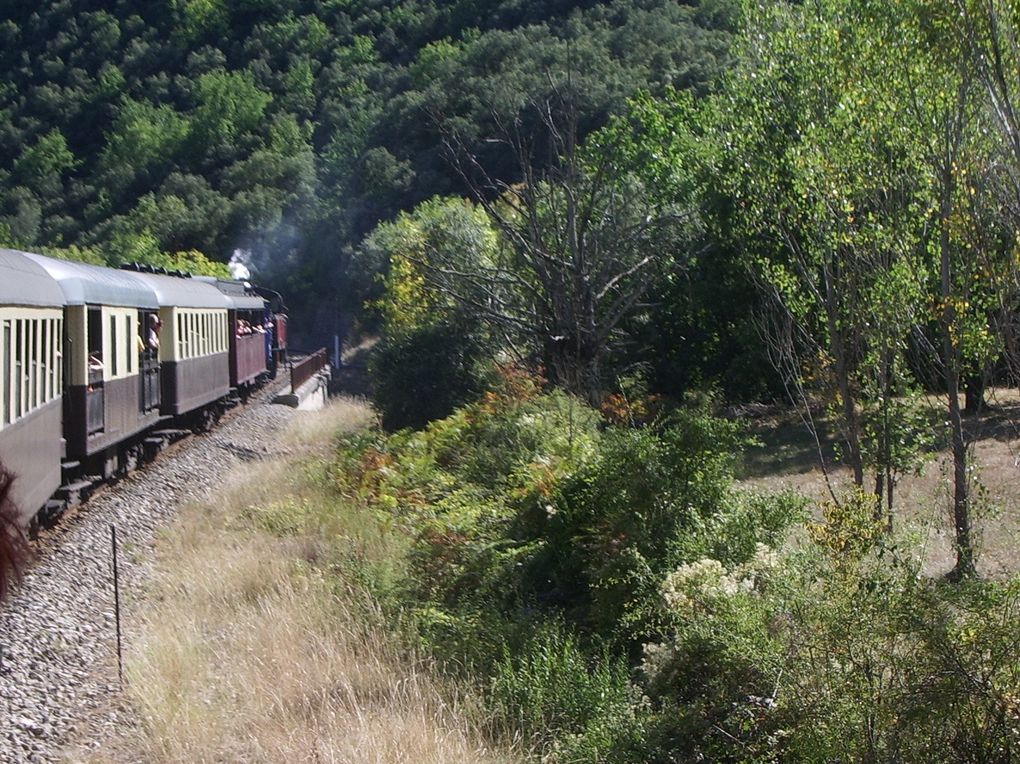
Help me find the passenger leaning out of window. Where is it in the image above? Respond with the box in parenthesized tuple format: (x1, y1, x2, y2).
(147, 315, 161, 351)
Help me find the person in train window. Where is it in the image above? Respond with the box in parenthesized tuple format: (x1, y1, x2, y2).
(88, 353, 103, 371)
(147, 315, 161, 351)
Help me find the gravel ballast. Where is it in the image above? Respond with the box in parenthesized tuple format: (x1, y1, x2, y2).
(0, 389, 298, 762)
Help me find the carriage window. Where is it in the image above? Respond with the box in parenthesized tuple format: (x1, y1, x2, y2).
(57, 318, 64, 396)
(125, 315, 133, 374)
(43, 319, 50, 402)
(15, 320, 23, 419)
(43, 320, 50, 403)
(34, 320, 42, 406)
(110, 315, 118, 377)
(47, 319, 54, 401)
(2, 321, 9, 425)
(27, 320, 36, 411)
(50, 318, 57, 400)
(87, 307, 102, 381)
(34, 320, 42, 407)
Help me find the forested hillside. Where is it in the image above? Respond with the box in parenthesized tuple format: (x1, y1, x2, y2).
(0, 0, 735, 328)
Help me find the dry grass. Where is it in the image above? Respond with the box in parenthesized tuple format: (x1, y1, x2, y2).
(119, 397, 514, 764)
(281, 395, 376, 456)
(737, 387, 1020, 579)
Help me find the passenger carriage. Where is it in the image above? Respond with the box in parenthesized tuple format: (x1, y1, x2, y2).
(0, 250, 66, 526)
(129, 272, 232, 418)
(195, 277, 269, 392)
(22, 253, 164, 481)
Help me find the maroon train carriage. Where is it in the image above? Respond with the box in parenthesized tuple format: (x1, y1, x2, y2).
(194, 277, 269, 392)
(23, 253, 164, 482)
(0, 250, 67, 526)
(129, 272, 231, 420)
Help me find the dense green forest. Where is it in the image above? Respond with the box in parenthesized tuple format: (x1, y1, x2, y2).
(10, 0, 1020, 760)
(0, 0, 736, 332)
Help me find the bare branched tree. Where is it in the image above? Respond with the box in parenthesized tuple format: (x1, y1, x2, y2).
(424, 75, 695, 404)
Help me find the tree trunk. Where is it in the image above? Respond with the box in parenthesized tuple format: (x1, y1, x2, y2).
(547, 337, 602, 407)
(824, 264, 865, 488)
(940, 169, 977, 580)
(963, 372, 986, 415)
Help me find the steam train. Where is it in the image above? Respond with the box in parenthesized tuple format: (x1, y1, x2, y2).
(0, 248, 288, 531)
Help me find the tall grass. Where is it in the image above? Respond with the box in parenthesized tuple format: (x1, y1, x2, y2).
(122, 398, 513, 763)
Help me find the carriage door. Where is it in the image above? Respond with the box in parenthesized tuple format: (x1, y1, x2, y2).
(139, 310, 161, 413)
(86, 306, 104, 435)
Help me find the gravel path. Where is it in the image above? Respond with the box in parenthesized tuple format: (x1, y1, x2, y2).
(0, 387, 298, 762)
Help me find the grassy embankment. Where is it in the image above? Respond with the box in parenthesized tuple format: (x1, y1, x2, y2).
(107, 378, 1020, 762)
(118, 397, 514, 763)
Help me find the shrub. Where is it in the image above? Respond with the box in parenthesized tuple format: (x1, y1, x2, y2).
(524, 409, 801, 639)
(634, 512, 1020, 763)
(370, 318, 493, 431)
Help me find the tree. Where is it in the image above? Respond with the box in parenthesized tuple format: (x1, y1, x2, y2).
(364, 196, 499, 429)
(706, 1, 932, 518)
(432, 79, 694, 404)
(952, 0, 1020, 394)
(881, 0, 995, 578)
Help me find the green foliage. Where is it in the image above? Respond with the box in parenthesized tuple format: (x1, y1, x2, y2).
(99, 100, 191, 196)
(529, 410, 802, 637)
(0, 0, 737, 345)
(369, 319, 491, 431)
(363, 196, 497, 333)
(39, 245, 107, 266)
(172, 0, 229, 42)
(491, 620, 641, 761)
(364, 196, 506, 430)
(190, 70, 273, 151)
(14, 128, 77, 194)
(634, 522, 1020, 762)
(331, 367, 1020, 762)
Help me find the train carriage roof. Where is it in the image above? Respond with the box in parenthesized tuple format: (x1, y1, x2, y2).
(193, 276, 267, 310)
(0, 249, 66, 308)
(129, 272, 229, 309)
(20, 251, 159, 308)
